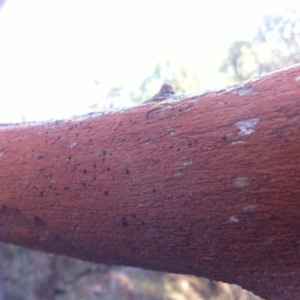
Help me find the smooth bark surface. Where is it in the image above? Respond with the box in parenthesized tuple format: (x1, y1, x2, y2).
(1, 65, 300, 299)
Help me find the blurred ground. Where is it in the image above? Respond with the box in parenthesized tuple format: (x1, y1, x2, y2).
(0, 242, 264, 300)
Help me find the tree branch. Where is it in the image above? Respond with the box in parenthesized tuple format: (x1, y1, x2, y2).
(1, 65, 300, 299)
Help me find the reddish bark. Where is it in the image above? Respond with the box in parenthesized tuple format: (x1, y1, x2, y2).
(1, 65, 300, 299)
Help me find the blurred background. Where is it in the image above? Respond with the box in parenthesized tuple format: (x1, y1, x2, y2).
(1, 0, 300, 122)
(0, 0, 299, 299)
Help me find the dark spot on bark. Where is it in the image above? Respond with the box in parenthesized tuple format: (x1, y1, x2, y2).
(103, 150, 106, 155)
(40, 170, 50, 180)
(222, 136, 227, 141)
(107, 167, 110, 171)
(126, 169, 130, 174)
(179, 108, 182, 112)
(54, 287, 65, 295)
(40, 191, 44, 197)
(177, 148, 181, 152)
(37, 155, 43, 159)
(76, 133, 79, 137)
(83, 169, 87, 174)
(0, 205, 20, 215)
(109, 153, 112, 156)
(93, 176, 96, 180)
(195, 140, 198, 144)
(142, 221, 145, 226)
(94, 163, 97, 168)
(152, 189, 156, 193)
(34, 216, 46, 227)
(132, 214, 136, 218)
(64, 186, 69, 191)
(122, 217, 128, 227)
(68, 156, 72, 160)
(90, 139, 92, 142)
(188, 143, 192, 147)
(56, 193, 59, 197)
(170, 145, 173, 149)
(113, 177, 115, 180)
(83, 183, 86, 187)
(102, 158, 105, 162)
(57, 136, 60, 140)
(105, 191, 109, 196)
(49, 185, 52, 189)
(53, 234, 61, 242)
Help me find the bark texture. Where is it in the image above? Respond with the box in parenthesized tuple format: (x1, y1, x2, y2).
(1, 65, 300, 300)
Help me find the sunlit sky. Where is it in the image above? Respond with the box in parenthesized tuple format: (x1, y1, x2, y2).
(0, 0, 297, 122)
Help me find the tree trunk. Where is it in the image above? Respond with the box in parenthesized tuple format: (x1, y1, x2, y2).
(1, 65, 300, 300)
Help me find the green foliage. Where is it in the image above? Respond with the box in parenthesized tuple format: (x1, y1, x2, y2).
(220, 8, 300, 83)
(120, 7, 300, 106)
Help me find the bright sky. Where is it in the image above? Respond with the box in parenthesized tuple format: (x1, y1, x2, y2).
(0, 0, 297, 123)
